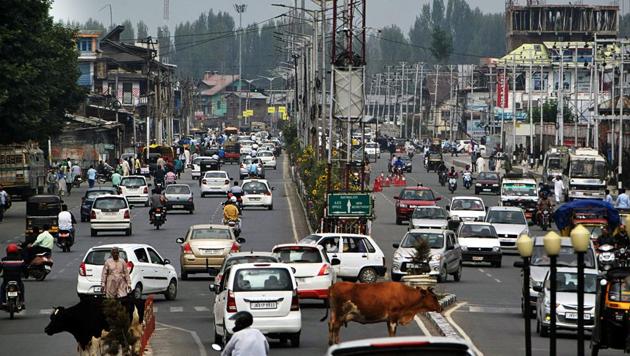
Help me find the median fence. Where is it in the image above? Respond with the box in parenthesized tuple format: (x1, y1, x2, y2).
(140, 295, 155, 356)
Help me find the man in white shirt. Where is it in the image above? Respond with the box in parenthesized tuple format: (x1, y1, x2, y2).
(222, 311, 268, 356)
(553, 175, 565, 203)
(57, 204, 76, 245)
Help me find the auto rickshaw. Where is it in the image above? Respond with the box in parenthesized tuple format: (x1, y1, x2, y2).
(554, 199, 620, 240)
(591, 267, 630, 355)
(25, 195, 63, 239)
(425, 152, 443, 172)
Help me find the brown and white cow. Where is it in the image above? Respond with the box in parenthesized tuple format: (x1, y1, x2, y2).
(322, 281, 442, 345)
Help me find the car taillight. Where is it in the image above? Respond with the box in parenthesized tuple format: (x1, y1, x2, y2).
(290, 289, 300, 311)
(227, 290, 237, 312)
(183, 243, 193, 254)
(144, 187, 148, 194)
(231, 243, 239, 253)
(202, 179, 207, 184)
(224, 179, 230, 184)
(127, 261, 134, 274)
(90, 210, 96, 220)
(124, 210, 130, 219)
(264, 191, 271, 196)
(79, 262, 86, 276)
(188, 197, 193, 202)
(317, 264, 330, 276)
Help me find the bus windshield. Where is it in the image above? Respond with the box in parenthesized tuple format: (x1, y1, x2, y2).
(570, 159, 606, 179)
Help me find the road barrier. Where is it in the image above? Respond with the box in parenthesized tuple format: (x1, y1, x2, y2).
(140, 295, 155, 356)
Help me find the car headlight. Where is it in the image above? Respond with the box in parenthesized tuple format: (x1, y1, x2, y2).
(475, 183, 481, 186)
(399, 204, 408, 208)
(461, 245, 468, 251)
(431, 254, 442, 261)
(492, 184, 499, 187)
(492, 246, 501, 252)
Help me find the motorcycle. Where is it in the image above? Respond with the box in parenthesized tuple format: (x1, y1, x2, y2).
(73, 176, 83, 188)
(150, 207, 166, 230)
(463, 173, 472, 190)
(56, 229, 74, 252)
(539, 210, 551, 231)
(598, 244, 616, 271)
(438, 171, 447, 186)
(1, 281, 24, 319)
(24, 253, 53, 281)
(226, 219, 242, 237)
(448, 177, 457, 193)
(615, 247, 630, 267)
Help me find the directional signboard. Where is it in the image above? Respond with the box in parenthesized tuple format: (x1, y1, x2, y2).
(327, 193, 372, 217)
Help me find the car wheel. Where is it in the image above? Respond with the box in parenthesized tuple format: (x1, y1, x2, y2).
(181, 268, 188, 280)
(539, 319, 549, 337)
(268, 204, 273, 210)
(452, 263, 462, 282)
(189, 209, 194, 214)
(493, 259, 502, 268)
(395, 217, 402, 225)
(132, 284, 143, 299)
(164, 279, 177, 300)
(125, 227, 132, 236)
(437, 265, 448, 282)
(144, 201, 150, 207)
(358, 267, 378, 283)
(214, 328, 222, 346)
(391, 273, 402, 282)
(90, 229, 97, 237)
(201, 193, 205, 198)
(289, 332, 300, 348)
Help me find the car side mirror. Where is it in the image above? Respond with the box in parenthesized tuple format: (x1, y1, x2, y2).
(176, 237, 184, 244)
(271, 187, 275, 190)
(163, 259, 171, 265)
(513, 260, 524, 268)
(330, 258, 341, 266)
(392, 243, 400, 249)
(445, 206, 450, 211)
(533, 285, 543, 293)
(485, 206, 489, 211)
(237, 237, 246, 244)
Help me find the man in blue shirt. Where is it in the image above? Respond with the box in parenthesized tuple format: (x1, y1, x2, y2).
(604, 189, 614, 205)
(617, 188, 630, 209)
(87, 165, 97, 188)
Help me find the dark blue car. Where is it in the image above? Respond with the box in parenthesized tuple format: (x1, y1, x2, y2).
(80, 187, 119, 222)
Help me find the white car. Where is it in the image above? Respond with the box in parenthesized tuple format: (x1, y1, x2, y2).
(200, 171, 231, 197)
(119, 175, 149, 206)
(191, 156, 214, 179)
(77, 243, 178, 300)
(239, 157, 265, 180)
(447, 196, 486, 222)
(299, 233, 386, 283)
(409, 206, 449, 230)
(272, 244, 338, 300)
(484, 206, 529, 251)
(364, 142, 381, 159)
(326, 336, 477, 356)
(90, 195, 132, 237)
(211, 262, 301, 347)
(257, 150, 277, 170)
(241, 179, 274, 210)
(457, 222, 502, 267)
(239, 140, 255, 155)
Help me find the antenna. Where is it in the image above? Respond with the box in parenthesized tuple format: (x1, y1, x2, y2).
(163, 0, 169, 20)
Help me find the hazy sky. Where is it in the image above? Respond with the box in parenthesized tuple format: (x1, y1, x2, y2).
(51, 0, 620, 36)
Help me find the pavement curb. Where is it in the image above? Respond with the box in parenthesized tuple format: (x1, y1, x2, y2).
(425, 294, 460, 339)
(285, 153, 314, 234)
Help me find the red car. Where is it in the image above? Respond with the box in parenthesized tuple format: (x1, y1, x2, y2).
(394, 186, 442, 225)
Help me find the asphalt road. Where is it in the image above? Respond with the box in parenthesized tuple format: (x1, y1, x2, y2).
(0, 153, 615, 356)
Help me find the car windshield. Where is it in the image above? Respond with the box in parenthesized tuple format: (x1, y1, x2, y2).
(84, 249, 128, 265)
(412, 207, 448, 219)
(93, 198, 126, 210)
(258, 151, 273, 157)
(121, 177, 145, 187)
(486, 210, 526, 224)
(531, 246, 596, 268)
(299, 235, 321, 244)
(570, 159, 607, 179)
(225, 256, 278, 270)
(205, 172, 227, 179)
(400, 189, 435, 201)
(552, 272, 597, 293)
(401, 232, 444, 249)
(274, 246, 323, 263)
(547, 157, 564, 170)
(451, 199, 484, 211)
(478, 172, 499, 180)
(193, 157, 211, 165)
(502, 183, 537, 197)
(87, 190, 115, 199)
(366, 143, 378, 148)
(165, 185, 190, 195)
(458, 224, 497, 238)
(243, 182, 269, 194)
(233, 268, 293, 292)
(190, 228, 232, 240)
(609, 277, 630, 302)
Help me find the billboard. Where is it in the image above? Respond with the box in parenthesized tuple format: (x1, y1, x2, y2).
(496, 72, 509, 109)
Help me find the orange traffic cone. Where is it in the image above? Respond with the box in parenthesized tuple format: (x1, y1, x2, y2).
(383, 176, 391, 187)
(373, 178, 382, 192)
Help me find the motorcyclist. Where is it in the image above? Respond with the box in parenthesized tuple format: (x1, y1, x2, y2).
(221, 311, 269, 356)
(462, 165, 472, 186)
(406, 145, 415, 160)
(0, 244, 25, 307)
(536, 192, 554, 226)
(25, 226, 53, 264)
(153, 167, 165, 188)
(613, 225, 630, 250)
(149, 190, 167, 222)
(223, 196, 240, 224)
(393, 156, 405, 173)
(447, 166, 458, 179)
(57, 204, 76, 246)
(597, 226, 616, 247)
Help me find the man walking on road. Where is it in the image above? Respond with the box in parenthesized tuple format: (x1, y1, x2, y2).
(0, 185, 9, 223)
(87, 165, 97, 188)
(101, 247, 131, 299)
(553, 175, 565, 203)
(616, 188, 630, 209)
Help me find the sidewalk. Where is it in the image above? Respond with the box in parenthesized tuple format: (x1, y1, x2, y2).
(150, 322, 208, 356)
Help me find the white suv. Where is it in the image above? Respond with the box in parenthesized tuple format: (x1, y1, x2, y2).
(119, 175, 150, 206)
(211, 262, 301, 347)
(299, 233, 386, 283)
(77, 243, 178, 300)
(90, 195, 132, 236)
(241, 179, 273, 210)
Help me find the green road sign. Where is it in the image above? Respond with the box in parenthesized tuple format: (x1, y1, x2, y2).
(327, 193, 372, 217)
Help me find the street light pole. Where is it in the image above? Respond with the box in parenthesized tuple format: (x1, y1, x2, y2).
(234, 4, 246, 124)
(571, 224, 591, 356)
(544, 231, 562, 356)
(516, 233, 534, 356)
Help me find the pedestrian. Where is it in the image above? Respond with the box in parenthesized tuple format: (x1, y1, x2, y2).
(605, 189, 614, 205)
(156, 155, 166, 171)
(111, 170, 122, 188)
(115, 163, 123, 176)
(101, 247, 131, 299)
(46, 169, 57, 194)
(87, 165, 97, 188)
(363, 162, 371, 186)
(174, 158, 184, 179)
(121, 159, 130, 176)
(616, 188, 630, 209)
(470, 151, 477, 173)
(553, 175, 565, 204)
(57, 170, 67, 197)
(476, 155, 486, 173)
(134, 156, 141, 175)
(0, 185, 9, 223)
(221, 311, 269, 356)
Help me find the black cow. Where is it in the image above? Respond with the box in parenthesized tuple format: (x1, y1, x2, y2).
(44, 297, 145, 350)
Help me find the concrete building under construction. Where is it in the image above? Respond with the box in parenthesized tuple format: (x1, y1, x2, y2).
(505, 0, 619, 51)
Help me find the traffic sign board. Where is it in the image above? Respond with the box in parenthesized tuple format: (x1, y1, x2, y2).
(327, 193, 372, 217)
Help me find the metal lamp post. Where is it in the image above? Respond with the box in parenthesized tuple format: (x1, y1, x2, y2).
(543, 231, 562, 356)
(570, 224, 591, 356)
(516, 233, 534, 356)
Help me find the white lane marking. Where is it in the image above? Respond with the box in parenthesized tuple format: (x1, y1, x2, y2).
(485, 273, 492, 278)
(467, 305, 520, 314)
(478, 268, 485, 273)
(378, 192, 395, 206)
(444, 302, 484, 356)
(157, 322, 208, 356)
(194, 306, 209, 312)
(58, 268, 65, 274)
(282, 156, 299, 242)
(494, 278, 502, 283)
(170, 306, 183, 313)
(414, 315, 432, 336)
(40, 309, 54, 314)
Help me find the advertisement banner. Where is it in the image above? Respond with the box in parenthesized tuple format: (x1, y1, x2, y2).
(496, 72, 509, 109)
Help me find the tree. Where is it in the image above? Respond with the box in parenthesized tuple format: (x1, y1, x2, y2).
(137, 20, 149, 39)
(430, 26, 453, 63)
(530, 99, 573, 123)
(119, 19, 135, 43)
(0, 0, 85, 144)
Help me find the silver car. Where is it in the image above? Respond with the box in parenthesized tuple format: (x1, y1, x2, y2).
(163, 184, 194, 213)
(391, 229, 463, 282)
(409, 206, 449, 230)
(535, 267, 598, 337)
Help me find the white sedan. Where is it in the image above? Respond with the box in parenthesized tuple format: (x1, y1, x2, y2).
(200, 171, 231, 197)
(257, 150, 277, 170)
(272, 244, 337, 300)
(241, 179, 273, 210)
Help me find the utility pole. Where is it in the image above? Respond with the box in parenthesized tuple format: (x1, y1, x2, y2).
(488, 64, 495, 136)
(385, 66, 392, 122)
(412, 63, 420, 140)
(433, 65, 439, 137)
(540, 61, 545, 159)
(511, 55, 517, 156)
(618, 42, 625, 189)
(417, 64, 425, 140)
(449, 65, 455, 142)
(558, 46, 565, 146)
(528, 57, 533, 160)
(234, 4, 246, 125)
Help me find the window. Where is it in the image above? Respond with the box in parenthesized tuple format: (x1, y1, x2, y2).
(78, 39, 92, 52)
(401, 232, 444, 249)
(78, 63, 91, 87)
(319, 236, 340, 253)
(242, 181, 269, 194)
(343, 237, 367, 253)
(147, 248, 163, 265)
(190, 228, 232, 240)
(274, 246, 322, 263)
(121, 177, 146, 187)
(233, 268, 293, 292)
(93, 198, 127, 210)
(134, 248, 149, 263)
(458, 224, 498, 238)
(363, 239, 376, 253)
(165, 185, 191, 195)
(122, 82, 133, 105)
(84, 249, 128, 265)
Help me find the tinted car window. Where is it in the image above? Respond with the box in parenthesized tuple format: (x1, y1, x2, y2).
(274, 247, 322, 263)
(134, 248, 149, 263)
(204, 172, 227, 179)
(402, 232, 444, 249)
(233, 268, 293, 292)
(258, 151, 273, 157)
(451, 199, 484, 211)
(400, 189, 435, 200)
(93, 198, 127, 210)
(531, 245, 596, 268)
(412, 207, 448, 219)
(84, 249, 128, 265)
(243, 182, 269, 194)
(147, 248, 163, 265)
(478, 172, 499, 180)
(121, 177, 146, 187)
(224, 256, 278, 270)
(87, 190, 117, 199)
(190, 228, 232, 240)
(553, 272, 597, 293)
(165, 185, 191, 194)
(458, 224, 497, 238)
(486, 210, 526, 224)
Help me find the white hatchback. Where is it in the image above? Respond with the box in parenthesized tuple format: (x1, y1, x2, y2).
(77, 243, 178, 300)
(272, 244, 338, 300)
(212, 262, 301, 347)
(90, 195, 132, 236)
(119, 175, 150, 206)
(447, 196, 486, 222)
(191, 156, 214, 179)
(241, 179, 274, 210)
(200, 171, 231, 197)
(257, 150, 277, 170)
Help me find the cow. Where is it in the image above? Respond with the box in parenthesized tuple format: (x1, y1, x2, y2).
(44, 296, 145, 352)
(321, 281, 442, 345)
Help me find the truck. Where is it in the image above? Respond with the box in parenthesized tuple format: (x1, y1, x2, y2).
(564, 148, 607, 201)
(499, 175, 539, 222)
(0, 142, 46, 199)
(542, 146, 569, 184)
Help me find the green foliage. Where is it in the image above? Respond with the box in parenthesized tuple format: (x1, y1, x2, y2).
(530, 99, 573, 123)
(430, 26, 453, 63)
(0, 0, 85, 144)
(137, 21, 149, 39)
(410, 238, 431, 275)
(102, 299, 139, 356)
(119, 20, 135, 43)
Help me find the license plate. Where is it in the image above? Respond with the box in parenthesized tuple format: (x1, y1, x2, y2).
(472, 256, 484, 261)
(7, 291, 18, 297)
(406, 263, 421, 269)
(202, 249, 223, 255)
(296, 277, 309, 283)
(565, 312, 590, 320)
(93, 286, 102, 293)
(104, 212, 117, 216)
(250, 301, 277, 309)
(155, 214, 162, 217)
(250, 197, 260, 201)
(173, 205, 184, 209)
(483, 188, 491, 192)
